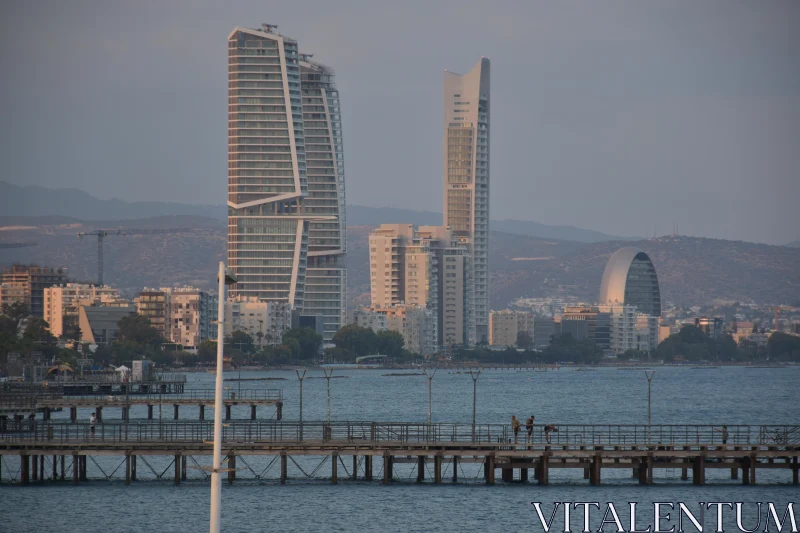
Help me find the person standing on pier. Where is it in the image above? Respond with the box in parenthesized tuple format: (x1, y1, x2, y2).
(90, 412, 96, 438)
(544, 424, 557, 444)
(525, 415, 535, 443)
(714, 425, 729, 445)
(511, 416, 521, 444)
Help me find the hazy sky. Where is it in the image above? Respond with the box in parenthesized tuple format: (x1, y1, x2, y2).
(1, 1, 798, 245)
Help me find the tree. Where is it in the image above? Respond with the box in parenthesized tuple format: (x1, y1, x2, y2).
(197, 339, 217, 363)
(225, 330, 255, 354)
(768, 332, 800, 361)
(332, 324, 377, 356)
(516, 331, 533, 350)
(1, 301, 30, 327)
(376, 330, 404, 357)
(282, 327, 322, 360)
(23, 317, 56, 345)
(117, 315, 163, 347)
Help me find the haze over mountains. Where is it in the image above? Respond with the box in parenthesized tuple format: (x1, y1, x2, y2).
(1, 181, 631, 243)
(1, 182, 798, 308)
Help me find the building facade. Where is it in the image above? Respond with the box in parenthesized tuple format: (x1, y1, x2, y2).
(443, 58, 490, 344)
(359, 305, 437, 356)
(599, 248, 661, 318)
(135, 288, 172, 340)
(0, 283, 27, 311)
(224, 296, 293, 347)
(352, 308, 388, 332)
(300, 57, 347, 342)
(1, 265, 68, 317)
(43, 284, 123, 338)
(563, 305, 612, 352)
(695, 316, 724, 339)
(489, 310, 534, 347)
(227, 25, 346, 342)
(168, 287, 215, 351)
(78, 304, 136, 345)
(368, 224, 471, 348)
(369, 224, 414, 309)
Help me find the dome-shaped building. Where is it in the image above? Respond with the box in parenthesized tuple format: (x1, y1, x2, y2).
(598, 247, 661, 317)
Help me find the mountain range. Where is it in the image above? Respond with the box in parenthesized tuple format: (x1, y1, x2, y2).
(1, 213, 798, 308)
(0, 181, 629, 244)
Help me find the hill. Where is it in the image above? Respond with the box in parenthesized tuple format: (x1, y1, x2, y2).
(0, 181, 630, 243)
(1, 216, 797, 308)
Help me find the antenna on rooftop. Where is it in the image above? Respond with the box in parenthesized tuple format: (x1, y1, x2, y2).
(262, 23, 278, 33)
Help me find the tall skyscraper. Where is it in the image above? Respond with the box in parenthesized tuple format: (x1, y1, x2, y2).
(443, 58, 490, 344)
(300, 57, 347, 341)
(227, 25, 346, 341)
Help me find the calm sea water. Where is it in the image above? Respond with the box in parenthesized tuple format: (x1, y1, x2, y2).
(3, 366, 798, 532)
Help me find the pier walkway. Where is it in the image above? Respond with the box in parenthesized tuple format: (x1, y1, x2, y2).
(1, 422, 797, 486)
(0, 389, 284, 421)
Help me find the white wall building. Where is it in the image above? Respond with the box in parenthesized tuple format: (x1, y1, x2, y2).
(224, 297, 293, 347)
(43, 284, 124, 339)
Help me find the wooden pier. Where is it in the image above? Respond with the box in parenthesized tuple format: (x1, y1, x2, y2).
(1, 422, 797, 486)
(0, 389, 284, 422)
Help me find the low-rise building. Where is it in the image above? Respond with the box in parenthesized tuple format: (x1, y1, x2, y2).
(695, 316, 724, 339)
(168, 287, 215, 351)
(489, 310, 534, 347)
(1, 265, 68, 317)
(533, 317, 555, 349)
(352, 308, 388, 332)
(43, 284, 124, 339)
(224, 297, 293, 347)
(0, 283, 27, 310)
(78, 303, 136, 344)
(135, 288, 171, 340)
(357, 305, 437, 356)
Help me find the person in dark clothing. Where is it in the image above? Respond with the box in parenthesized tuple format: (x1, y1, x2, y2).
(544, 424, 558, 444)
(511, 416, 521, 444)
(714, 425, 729, 445)
(525, 415, 535, 443)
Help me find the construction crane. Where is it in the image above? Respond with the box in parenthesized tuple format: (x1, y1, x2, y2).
(77, 228, 194, 286)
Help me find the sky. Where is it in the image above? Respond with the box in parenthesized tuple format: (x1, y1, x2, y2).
(1, 1, 798, 245)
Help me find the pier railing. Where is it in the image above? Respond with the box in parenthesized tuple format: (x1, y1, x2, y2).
(1, 422, 798, 446)
(0, 388, 283, 408)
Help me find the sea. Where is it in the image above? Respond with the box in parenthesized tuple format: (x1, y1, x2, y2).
(3, 366, 798, 532)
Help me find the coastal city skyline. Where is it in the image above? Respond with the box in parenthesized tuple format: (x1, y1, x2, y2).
(1, 2, 798, 246)
(0, 5, 799, 532)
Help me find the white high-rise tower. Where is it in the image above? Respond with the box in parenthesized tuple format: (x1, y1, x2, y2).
(443, 58, 490, 344)
(227, 25, 346, 337)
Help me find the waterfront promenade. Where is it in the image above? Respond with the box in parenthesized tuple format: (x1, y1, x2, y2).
(1, 422, 797, 486)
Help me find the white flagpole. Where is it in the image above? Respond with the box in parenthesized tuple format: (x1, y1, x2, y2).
(210, 262, 226, 533)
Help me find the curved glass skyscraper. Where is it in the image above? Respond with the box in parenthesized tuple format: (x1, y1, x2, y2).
(599, 247, 661, 317)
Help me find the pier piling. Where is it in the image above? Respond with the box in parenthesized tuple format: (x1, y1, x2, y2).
(21, 454, 29, 485)
(383, 452, 391, 484)
(227, 453, 235, 484)
(331, 452, 338, 484)
(280, 453, 287, 484)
